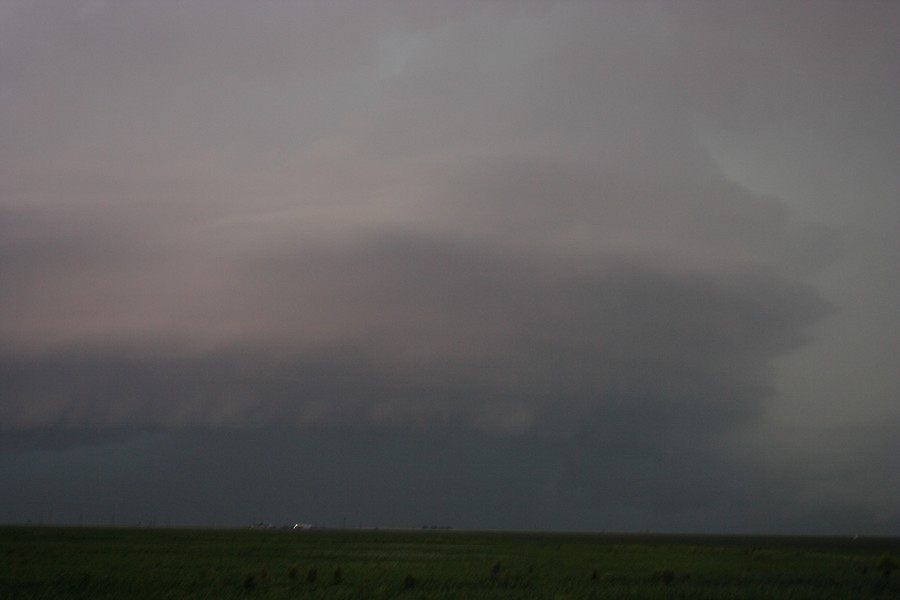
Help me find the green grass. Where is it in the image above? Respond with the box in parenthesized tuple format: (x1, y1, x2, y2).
(1, 526, 898, 599)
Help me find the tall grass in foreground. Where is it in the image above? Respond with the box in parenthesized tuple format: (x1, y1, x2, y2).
(1, 526, 898, 599)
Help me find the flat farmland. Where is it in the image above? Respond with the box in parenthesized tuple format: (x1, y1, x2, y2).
(1, 526, 898, 599)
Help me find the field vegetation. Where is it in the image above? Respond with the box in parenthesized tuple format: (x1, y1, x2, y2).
(1, 525, 898, 599)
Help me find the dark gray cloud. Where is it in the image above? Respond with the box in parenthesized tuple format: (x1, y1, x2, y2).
(4, 426, 896, 534)
(0, 232, 828, 434)
(1, 1, 897, 533)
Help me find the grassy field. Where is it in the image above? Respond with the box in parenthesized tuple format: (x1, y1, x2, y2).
(1, 525, 898, 599)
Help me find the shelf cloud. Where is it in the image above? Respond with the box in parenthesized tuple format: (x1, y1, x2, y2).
(1, 1, 898, 534)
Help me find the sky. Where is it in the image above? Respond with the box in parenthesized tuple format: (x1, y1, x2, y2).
(1, 0, 898, 534)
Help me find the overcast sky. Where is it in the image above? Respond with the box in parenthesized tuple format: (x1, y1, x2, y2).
(1, 1, 898, 534)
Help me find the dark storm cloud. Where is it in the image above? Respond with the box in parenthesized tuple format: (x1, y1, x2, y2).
(0, 231, 828, 438)
(1, 1, 897, 533)
(7, 425, 894, 534)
